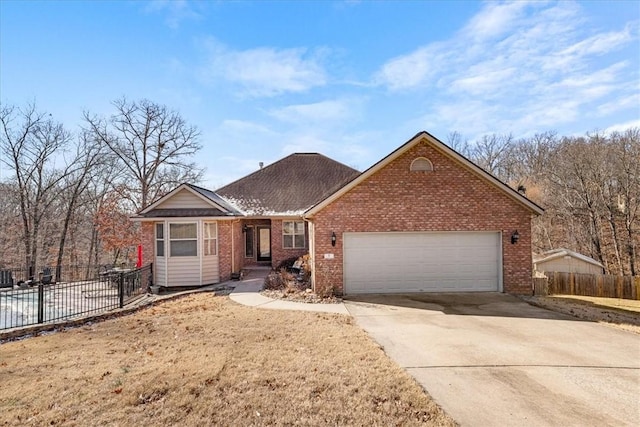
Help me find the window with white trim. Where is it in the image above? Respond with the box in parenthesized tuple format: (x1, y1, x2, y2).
(410, 157, 433, 172)
(203, 222, 217, 256)
(169, 223, 197, 256)
(156, 223, 165, 257)
(283, 221, 305, 249)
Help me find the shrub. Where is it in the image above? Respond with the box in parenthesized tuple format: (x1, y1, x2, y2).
(276, 257, 299, 271)
(263, 271, 285, 290)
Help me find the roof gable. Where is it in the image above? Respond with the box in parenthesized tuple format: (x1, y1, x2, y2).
(533, 248, 604, 268)
(137, 183, 241, 217)
(306, 131, 544, 216)
(216, 153, 360, 216)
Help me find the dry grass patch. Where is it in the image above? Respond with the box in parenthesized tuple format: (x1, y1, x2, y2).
(551, 295, 640, 313)
(0, 294, 454, 426)
(525, 295, 640, 334)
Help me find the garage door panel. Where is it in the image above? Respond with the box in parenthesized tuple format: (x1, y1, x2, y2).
(344, 232, 500, 294)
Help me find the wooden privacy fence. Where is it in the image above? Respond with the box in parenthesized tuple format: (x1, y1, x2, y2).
(533, 272, 640, 300)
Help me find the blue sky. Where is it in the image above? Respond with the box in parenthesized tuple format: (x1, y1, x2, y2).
(2, 0, 639, 188)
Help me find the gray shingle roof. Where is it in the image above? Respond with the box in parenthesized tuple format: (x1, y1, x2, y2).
(185, 184, 244, 214)
(216, 153, 360, 216)
(139, 208, 237, 218)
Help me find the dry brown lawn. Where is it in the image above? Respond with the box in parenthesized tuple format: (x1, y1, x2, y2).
(0, 294, 454, 426)
(526, 295, 640, 334)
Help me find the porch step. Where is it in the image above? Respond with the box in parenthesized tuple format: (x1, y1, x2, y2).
(241, 266, 272, 280)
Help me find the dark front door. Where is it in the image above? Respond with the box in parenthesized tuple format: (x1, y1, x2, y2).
(257, 226, 271, 262)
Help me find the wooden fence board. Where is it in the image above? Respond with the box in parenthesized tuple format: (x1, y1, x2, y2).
(534, 272, 639, 300)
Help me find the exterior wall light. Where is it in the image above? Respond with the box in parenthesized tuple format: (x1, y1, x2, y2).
(511, 230, 520, 244)
(242, 224, 248, 233)
(331, 231, 337, 247)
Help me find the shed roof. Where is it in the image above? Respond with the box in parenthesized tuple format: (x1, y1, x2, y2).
(216, 153, 360, 216)
(533, 248, 604, 268)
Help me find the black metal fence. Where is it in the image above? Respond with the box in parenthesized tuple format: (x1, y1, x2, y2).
(0, 264, 133, 287)
(0, 264, 153, 331)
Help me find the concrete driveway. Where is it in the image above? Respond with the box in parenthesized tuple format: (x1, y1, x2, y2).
(344, 293, 640, 427)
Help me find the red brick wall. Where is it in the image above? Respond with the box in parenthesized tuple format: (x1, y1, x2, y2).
(218, 221, 233, 282)
(232, 221, 243, 275)
(311, 141, 535, 295)
(140, 222, 155, 267)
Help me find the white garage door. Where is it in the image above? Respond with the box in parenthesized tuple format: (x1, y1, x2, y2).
(343, 232, 501, 294)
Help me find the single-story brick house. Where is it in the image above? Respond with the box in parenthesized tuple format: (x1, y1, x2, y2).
(133, 131, 543, 295)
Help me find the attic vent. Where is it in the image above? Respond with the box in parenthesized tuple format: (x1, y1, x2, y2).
(410, 157, 433, 172)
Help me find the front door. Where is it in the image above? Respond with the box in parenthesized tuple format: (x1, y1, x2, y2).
(257, 226, 271, 262)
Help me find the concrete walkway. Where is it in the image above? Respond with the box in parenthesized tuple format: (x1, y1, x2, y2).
(229, 268, 350, 315)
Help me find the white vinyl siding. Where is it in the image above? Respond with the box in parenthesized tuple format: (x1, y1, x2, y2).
(155, 256, 167, 286)
(202, 252, 219, 284)
(156, 189, 211, 209)
(167, 257, 201, 285)
(152, 220, 220, 287)
(343, 232, 501, 294)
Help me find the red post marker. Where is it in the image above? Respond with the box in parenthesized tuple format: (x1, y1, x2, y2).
(137, 244, 143, 268)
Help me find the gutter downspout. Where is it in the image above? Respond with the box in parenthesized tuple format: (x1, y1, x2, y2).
(302, 215, 315, 292)
(231, 219, 240, 277)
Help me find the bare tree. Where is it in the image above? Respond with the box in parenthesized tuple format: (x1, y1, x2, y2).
(446, 131, 472, 157)
(84, 98, 204, 210)
(53, 130, 105, 281)
(469, 133, 516, 183)
(610, 128, 640, 275)
(0, 103, 73, 277)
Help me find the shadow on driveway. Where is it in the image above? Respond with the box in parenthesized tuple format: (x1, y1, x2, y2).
(344, 291, 582, 321)
(344, 292, 640, 426)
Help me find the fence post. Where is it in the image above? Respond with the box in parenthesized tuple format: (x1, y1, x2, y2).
(118, 272, 124, 308)
(37, 283, 44, 324)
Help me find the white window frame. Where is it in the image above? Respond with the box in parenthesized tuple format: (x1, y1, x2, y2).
(169, 222, 198, 257)
(203, 222, 218, 256)
(156, 223, 165, 257)
(282, 221, 305, 249)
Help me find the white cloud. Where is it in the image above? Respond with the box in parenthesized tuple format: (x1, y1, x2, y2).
(281, 134, 330, 155)
(268, 99, 355, 123)
(598, 93, 640, 115)
(605, 119, 640, 133)
(145, 0, 201, 29)
(220, 119, 276, 137)
(557, 62, 628, 88)
(201, 40, 327, 97)
(374, 0, 639, 136)
(462, 1, 532, 41)
(373, 46, 439, 91)
(559, 23, 637, 57)
(450, 67, 517, 96)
